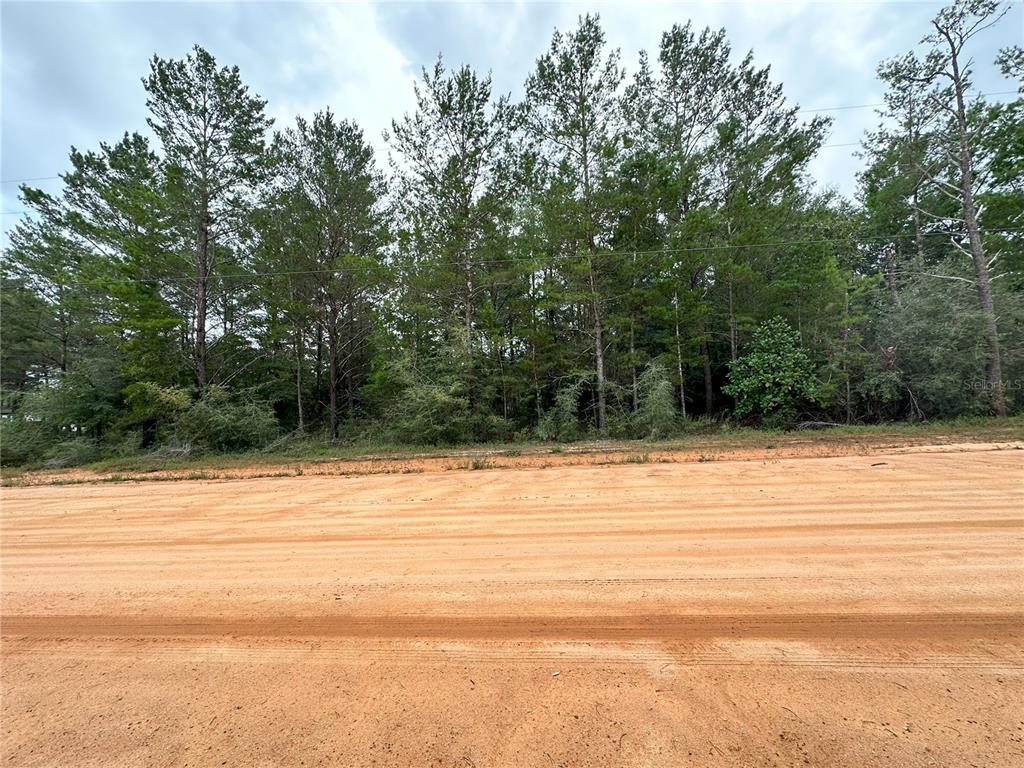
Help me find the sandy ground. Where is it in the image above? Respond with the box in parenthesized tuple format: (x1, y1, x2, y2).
(2, 443, 1022, 766)
(7, 434, 1024, 487)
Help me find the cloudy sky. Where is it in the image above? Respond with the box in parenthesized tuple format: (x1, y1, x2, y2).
(2, 0, 1020, 239)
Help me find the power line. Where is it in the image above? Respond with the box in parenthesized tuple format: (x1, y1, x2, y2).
(795, 89, 1018, 114)
(0, 176, 61, 185)
(8, 227, 1021, 288)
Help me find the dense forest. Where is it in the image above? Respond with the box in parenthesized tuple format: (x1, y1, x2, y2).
(2, 0, 1022, 465)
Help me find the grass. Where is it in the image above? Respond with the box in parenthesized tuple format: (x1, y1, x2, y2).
(624, 453, 651, 464)
(2, 415, 1021, 486)
(597, 453, 652, 465)
(446, 457, 500, 471)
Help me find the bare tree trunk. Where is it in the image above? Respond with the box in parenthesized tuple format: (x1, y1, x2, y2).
(529, 274, 543, 422)
(194, 203, 210, 395)
(842, 287, 852, 425)
(673, 296, 687, 418)
(497, 342, 509, 419)
(222, 270, 232, 337)
(909, 94, 926, 272)
(885, 244, 902, 307)
(581, 116, 606, 433)
(57, 287, 68, 373)
(942, 32, 1005, 416)
(314, 323, 323, 421)
(727, 272, 738, 363)
(327, 302, 340, 440)
(629, 321, 638, 412)
(345, 303, 355, 414)
(912, 189, 925, 271)
(589, 267, 607, 432)
(703, 347, 713, 413)
(464, 257, 474, 348)
(295, 325, 304, 433)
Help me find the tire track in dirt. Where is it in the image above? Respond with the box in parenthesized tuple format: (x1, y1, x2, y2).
(2, 445, 1023, 767)
(7, 639, 1022, 671)
(5, 611, 1024, 642)
(5, 515, 1021, 551)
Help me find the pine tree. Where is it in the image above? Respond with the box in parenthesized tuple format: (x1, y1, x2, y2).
(526, 14, 624, 432)
(143, 45, 272, 394)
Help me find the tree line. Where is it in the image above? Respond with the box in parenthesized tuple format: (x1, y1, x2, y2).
(2, 1, 1021, 465)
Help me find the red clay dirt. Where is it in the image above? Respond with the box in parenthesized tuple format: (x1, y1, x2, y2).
(2, 443, 1022, 766)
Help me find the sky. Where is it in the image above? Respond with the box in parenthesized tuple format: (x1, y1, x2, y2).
(2, 0, 1021, 241)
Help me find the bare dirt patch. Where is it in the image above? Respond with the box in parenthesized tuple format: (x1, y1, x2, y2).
(2, 445, 1022, 766)
(8, 426, 1024, 486)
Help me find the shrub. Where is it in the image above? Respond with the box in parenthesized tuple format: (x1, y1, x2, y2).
(173, 386, 279, 452)
(538, 379, 583, 442)
(386, 382, 475, 445)
(122, 382, 191, 447)
(724, 317, 817, 426)
(634, 362, 678, 439)
(0, 415, 53, 466)
(365, 348, 512, 445)
(12, 357, 123, 440)
(43, 439, 101, 468)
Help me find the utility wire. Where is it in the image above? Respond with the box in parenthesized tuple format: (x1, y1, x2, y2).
(0, 176, 63, 185)
(794, 89, 1018, 114)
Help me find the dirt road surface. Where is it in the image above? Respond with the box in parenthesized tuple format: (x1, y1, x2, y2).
(2, 444, 1022, 766)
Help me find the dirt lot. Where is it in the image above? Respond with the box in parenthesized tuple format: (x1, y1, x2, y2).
(2, 442, 1022, 766)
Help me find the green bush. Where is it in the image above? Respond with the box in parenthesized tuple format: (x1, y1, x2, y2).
(43, 439, 101, 468)
(173, 386, 279, 452)
(634, 362, 678, 439)
(859, 272, 1010, 419)
(386, 382, 475, 445)
(724, 317, 817, 426)
(122, 382, 190, 447)
(538, 379, 583, 441)
(0, 415, 54, 466)
(13, 358, 123, 439)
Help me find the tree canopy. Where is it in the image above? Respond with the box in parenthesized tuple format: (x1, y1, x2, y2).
(2, 2, 1021, 465)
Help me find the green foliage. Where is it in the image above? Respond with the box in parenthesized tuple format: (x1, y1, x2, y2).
(365, 353, 511, 446)
(724, 318, 817, 425)
(14, 358, 123, 439)
(43, 439, 102, 469)
(386, 383, 475, 446)
(1, 9, 1021, 468)
(634, 362, 678, 439)
(122, 382, 191, 447)
(173, 387, 279, 453)
(0, 416, 54, 467)
(123, 382, 190, 422)
(538, 379, 584, 442)
(856, 270, 1024, 420)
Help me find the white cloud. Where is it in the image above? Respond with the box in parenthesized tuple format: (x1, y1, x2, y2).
(270, 2, 417, 159)
(2, 0, 1020, 239)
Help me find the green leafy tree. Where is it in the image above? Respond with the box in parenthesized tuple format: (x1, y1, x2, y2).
(621, 23, 735, 412)
(724, 317, 817, 424)
(388, 58, 521, 349)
